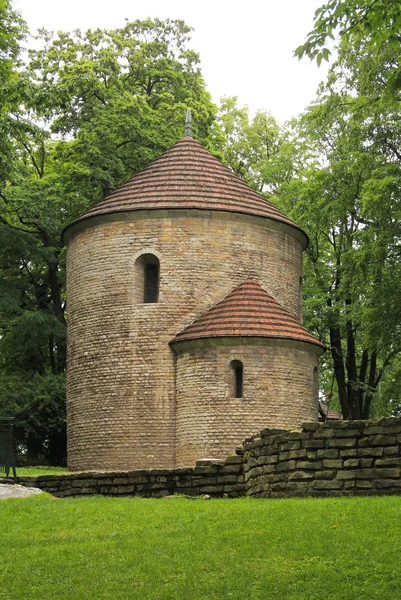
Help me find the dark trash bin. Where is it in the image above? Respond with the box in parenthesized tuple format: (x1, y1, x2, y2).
(0, 417, 17, 479)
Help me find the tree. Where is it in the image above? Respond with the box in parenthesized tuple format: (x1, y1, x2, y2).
(0, 0, 27, 184)
(295, 0, 401, 93)
(277, 42, 401, 420)
(217, 96, 304, 196)
(215, 58, 401, 420)
(0, 15, 217, 463)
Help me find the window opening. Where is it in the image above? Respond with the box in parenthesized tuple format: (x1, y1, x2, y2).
(134, 253, 160, 304)
(230, 360, 243, 398)
(144, 262, 159, 303)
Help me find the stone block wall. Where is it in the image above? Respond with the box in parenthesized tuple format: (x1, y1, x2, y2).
(15, 418, 401, 499)
(17, 454, 244, 499)
(244, 417, 401, 497)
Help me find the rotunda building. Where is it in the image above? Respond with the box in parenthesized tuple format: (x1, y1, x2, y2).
(63, 124, 324, 471)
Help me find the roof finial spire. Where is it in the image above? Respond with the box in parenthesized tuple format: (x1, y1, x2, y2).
(184, 108, 192, 137)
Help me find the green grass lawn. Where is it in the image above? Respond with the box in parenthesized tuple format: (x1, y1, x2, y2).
(0, 466, 69, 477)
(0, 494, 400, 600)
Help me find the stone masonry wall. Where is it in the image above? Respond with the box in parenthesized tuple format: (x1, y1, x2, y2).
(244, 417, 401, 497)
(14, 418, 401, 499)
(17, 453, 245, 499)
(66, 210, 303, 471)
(174, 340, 320, 466)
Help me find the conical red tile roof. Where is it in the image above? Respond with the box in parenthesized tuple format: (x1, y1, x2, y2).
(67, 137, 306, 240)
(170, 278, 324, 350)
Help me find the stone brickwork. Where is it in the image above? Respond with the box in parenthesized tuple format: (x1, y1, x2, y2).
(66, 210, 307, 471)
(174, 339, 320, 466)
(17, 454, 245, 498)
(244, 417, 401, 497)
(14, 418, 401, 499)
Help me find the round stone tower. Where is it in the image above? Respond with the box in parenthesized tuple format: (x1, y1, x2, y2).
(63, 128, 324, 471)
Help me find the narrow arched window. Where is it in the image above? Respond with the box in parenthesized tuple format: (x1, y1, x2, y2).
(230, 360, 243, 398)
(144, 261, 159, 303)
(134, 254, 160, 304)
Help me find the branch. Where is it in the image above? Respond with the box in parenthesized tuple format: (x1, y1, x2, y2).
(385, 140, 401, 162)
(339, 0, 381, 37)
(374, 347, 401, 389)
(19, 217, 50, 245)
(144, 77, 163, 96)
(20, 259, 37, 287)
(352, 213, 375, 226)
(93, 91, 107, 106)
(0, 214, 41, 236)
(115, 139, 138, 150)
(21, 142, 42, 179)
(359, 349, 369, 386)
(39, 140, 45, 178)
(321, 230, 336, 248)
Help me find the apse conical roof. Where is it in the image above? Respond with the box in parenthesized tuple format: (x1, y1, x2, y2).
(65, 137, 306, 242)
(170, 278, 324, 350)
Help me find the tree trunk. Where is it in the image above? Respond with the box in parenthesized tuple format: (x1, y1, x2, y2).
(329, 322, 351, 419)
(345, 303, 362, 419)
(362, 350, 377, 419)
(48, 261, 65, 324)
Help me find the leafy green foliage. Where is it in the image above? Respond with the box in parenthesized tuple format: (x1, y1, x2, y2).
(219, 41, 401, 418)
(0, 0, 27, 183)
(0, 372, 66, 465)
(217, 96, 304, 195)
(278, 39, 401, 418)
(295, 0, 401, 94)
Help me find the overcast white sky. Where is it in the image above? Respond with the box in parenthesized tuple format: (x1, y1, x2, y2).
(14, 0, 330, 124)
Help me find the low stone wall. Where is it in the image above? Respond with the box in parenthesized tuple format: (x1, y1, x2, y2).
(244, 417, 401, 497)
(16, 454, 244, 498)
(11, 418, 401, 499)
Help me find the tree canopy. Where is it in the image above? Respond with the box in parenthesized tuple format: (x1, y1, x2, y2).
(283, 33, 401, 419)
(217, 96, 305, 197)
(295, 0, 401, 93)
(217, 53, 401, 420)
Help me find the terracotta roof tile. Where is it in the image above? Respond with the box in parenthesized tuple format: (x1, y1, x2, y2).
(170, 278, 325, 350)
(68, 137, 306, 240)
